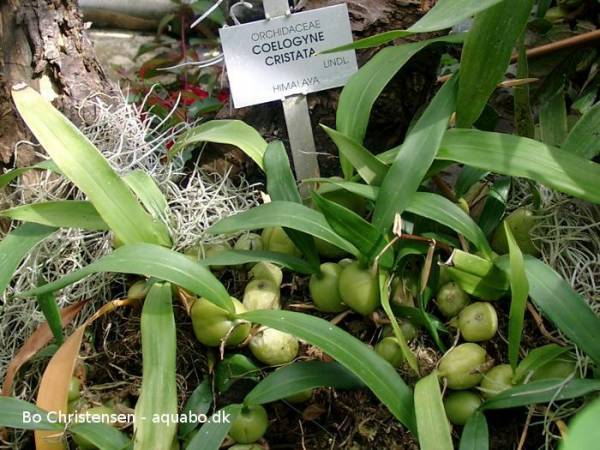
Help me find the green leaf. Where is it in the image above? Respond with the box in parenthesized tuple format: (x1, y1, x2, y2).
(306, 182, 493, 257)
(304, 178, 378, 201)
(264, 141, 320, 271)
(497, 256, 600, 366)
(321, 125, 387, 184)
(209, 202, 358, 257)
(560, 396, 600, 450)
(373, 75, 458, 232)
(456, 0, 534, 127)
(455, 167, 489, 198)
(12, 85, 170, 246)
(336, 34, 465, 145)
(122, 170, 169, 223)
(179, 378, 213, 439)
(134, 283, 177, 450)
(414, 371, 453, 450)
(435, 129, 600, 204)
(19, 243, 233, 313)
(0, 160, 58, 190)
(0, 397, 62, 431)
(239, 309, 416, 433)
(391, 304, 448, 352)
(69, 423, 131, 450)
(199, 249, 316, 274)
(513, 344, 569, 384)
(215, 354, 261, 393)
(514, 33, 535, 139)
(446, 266, 508, 301)
(504, 223, 529, 370)
(459, 411, 489, 450)
(312, 192, 392, 266)
(409, 0, 503, 33)
(0, 201, 108, 231)
(185, 404, 241, 450)
(478, 177, 511, 238)
(408, 192, 493, 259)
(379, 271, 419, 373)
(481, 379, 600, 411)
(244, 361, 363, 405)
(325, 0, 484, 50)
(0, 223, 56, 294)
(36, 292, 63, 345)
(563, 102, 600, 159)
(540, 91, 568, 147)
(264, 141, 302, 204)
(171, 120, 267, 169)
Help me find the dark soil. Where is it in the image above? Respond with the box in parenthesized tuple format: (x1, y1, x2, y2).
(73, 265, 560, 450)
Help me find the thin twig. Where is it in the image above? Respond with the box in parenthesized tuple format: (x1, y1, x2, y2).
(330, 310, 352, 325)
(438, 29, 600, 83)
(517, 406, 534, 450)
(527, 303, 568, 346)
(433, 175, 457, 202)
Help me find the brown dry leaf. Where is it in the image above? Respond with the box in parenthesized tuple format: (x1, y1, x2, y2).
(302, 403, 327, 421)
(34, 298, 136, 450)
(35, 326, 86, 450)
(2, 301, 87, 397)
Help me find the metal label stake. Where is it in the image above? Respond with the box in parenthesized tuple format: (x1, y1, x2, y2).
(218, 1, 358, 190)
(265, 0, 319, 193)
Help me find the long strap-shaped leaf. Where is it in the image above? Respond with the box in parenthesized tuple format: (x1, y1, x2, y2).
(200, 249, 316, 274)
(373, 75, 458, 232)
(185, 404, 241, 450)
(459, 412, 489, 450)
(264, 141, 320, 271)
(0, 398, 63, 431)
(414, 371, 453, 450)
(496, 256, 600, 365)
(0, 160, 58, 189)
(0, 398, 130, 449)
(336, 34, 465, 146)
(19, 243, 233, 313)
(0, 201, 108, 231)
(513, 344, 569, 384)
(69, 424, 131, 450)
(456, 0, 534, 127)
(321, 125, 387, 184)
(481, 379, 600, 410)
(324, 1, 497, 51)
(244, 361, 363, 405)
(312, 192, 393, 267)
(240, 309, 417, 434)
(170, 120, 267, 169)
(0, 223, 56, 294)
(563, 102, 600, 159)
(209, 202, 359, 257)
(379, 271, 419, 373)
(539, 91, 568, 147)
(134, 283, 177, 450)
(408, 193, 493, 259)
(504, 224, 529, 370)
(122, 170, 170, 223)
(433, 129, 600, 204)
(303, 179, 494, 258)
(12, 86, 170, 246)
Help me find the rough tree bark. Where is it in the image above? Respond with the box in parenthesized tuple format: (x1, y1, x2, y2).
(210, 0, 444, 177)
(0, 0, 110, 168)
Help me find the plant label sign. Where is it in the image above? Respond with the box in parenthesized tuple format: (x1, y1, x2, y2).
(219, 4, 358, 108)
